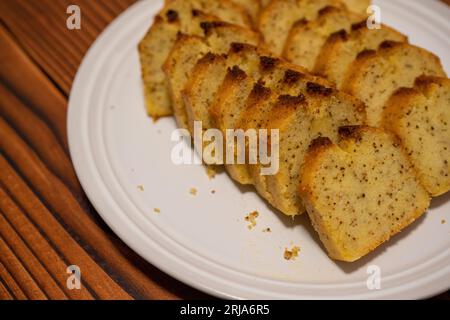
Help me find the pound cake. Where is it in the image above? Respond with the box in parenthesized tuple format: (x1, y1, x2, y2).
(383, 76, 450, 196)
(138, 0, 449, 263)
(258, 0, 342, 55)
(283, 6, 361, 70)
(299, 126, 431, 261)
(265, 85, 366, 216)
(163, 22, 261, 128)
(138, 0, 253, 119)
(183, 43, 266, 136)
(210, 56, 313, 185)
(342, 41, 446, 126)
(239, 72, 319, 203)
(314, 23, 407, 89)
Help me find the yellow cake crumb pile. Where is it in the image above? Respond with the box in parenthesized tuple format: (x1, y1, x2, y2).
(284, 246, 300, 261)
(244, 211, 259, 230)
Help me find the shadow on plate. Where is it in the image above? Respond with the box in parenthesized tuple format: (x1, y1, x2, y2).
(430, 192, 450, 209)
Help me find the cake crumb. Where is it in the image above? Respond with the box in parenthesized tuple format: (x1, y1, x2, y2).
(137, 185, 144, 191)
(153, 208, 161, 214)
(189, 188, 198, 196)
(211, 190, 216, 194)
(262, 227, 271, 233)
(244, 211, 259, 230)
(284, 246, 300, 261)
(441, 219, 446, 225)
(206, 167, 216, 179)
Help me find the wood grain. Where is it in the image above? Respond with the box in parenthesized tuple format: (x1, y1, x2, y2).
(0, 187, 94, 300)
(0, 0, 208, 300)
(0, 261, 28, 300)
(0, 0, 447, 300)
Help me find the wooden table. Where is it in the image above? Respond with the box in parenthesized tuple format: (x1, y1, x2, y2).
(0, 0, 448, 300)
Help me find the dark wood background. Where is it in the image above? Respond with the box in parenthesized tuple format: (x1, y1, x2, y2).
(0, 0, 448, 300)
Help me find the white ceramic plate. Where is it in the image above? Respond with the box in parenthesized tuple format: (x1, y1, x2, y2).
(68, 0, 450, 299)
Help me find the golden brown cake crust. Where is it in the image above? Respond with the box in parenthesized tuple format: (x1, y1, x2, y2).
(299, 126, 430, 261)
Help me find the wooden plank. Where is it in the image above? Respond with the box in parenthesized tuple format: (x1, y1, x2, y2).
(0, 0, 137, 95)
(0, 153, 131, 300)
(0, 112, 209, 299)
(0, 187, 94, 300)
(0, 2, 207, 298)
(0, 279, 14, 300)
(0, 235, 47, 300)
(0, 26, 69, 152)
(0, 211, 68, 300)
(0, 261, 27, 300)
(0, 83, 82, 196)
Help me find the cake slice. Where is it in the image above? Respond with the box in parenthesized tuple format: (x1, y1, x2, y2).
(234, 68, 330, 201)
(299, 126, 431, 262)
(138, 0, 253, 119)
(265, 85, 366, 215)
(183, 43, 266, 136)
(163, 22, 261, 128)
(383, 76, 450, 196)
(341, 0, 371, 14)
(209, 56, 310, 185)
(342, 41, 446, 126)
(258, 0, 343, 55)
(163, 0, 257, 25)
(283, 6, 362, 69)
(314, 23, 407, 89)
(232, 0, 261, 23)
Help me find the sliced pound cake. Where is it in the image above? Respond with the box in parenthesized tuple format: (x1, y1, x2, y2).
(234, 67, 330, 202)
(383, 76, 450, 196)
(183, 43, 266, 136)
(138, 0, 253, 119)
(210, 66, 260, 184)
(299, 126, 430, 262)
(163, 22, 261, 128)
(265, 85, 366, 216)
(342, 0, 371, 14)
(232, 0, 261, 23)
(258, 0, 343, 55)
(209, 56, 309, 185)
(283, 6, 362, 70)
(314, 23, 407, 89)
(342, 41, 446, 126)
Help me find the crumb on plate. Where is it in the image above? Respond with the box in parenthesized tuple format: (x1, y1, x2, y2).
(206, 167, 216, 179)
(262, 227, 271, 233)
(189, 188, 197, 196)
(153, 208, 161, 214)
(442, 219, 446, 225)
(245, 211, 259, 230)
(284, 246, 300, 261)
(137, 185, 144, 191)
